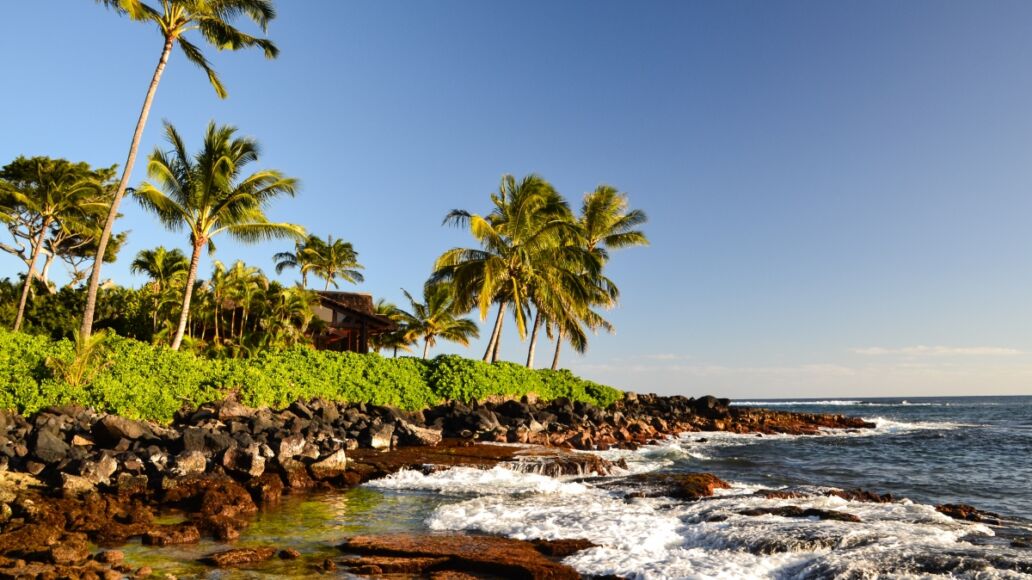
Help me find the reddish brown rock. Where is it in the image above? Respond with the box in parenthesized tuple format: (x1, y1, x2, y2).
(340, 555, 450, 574)
(824, 488, 894, 503)
(530, 538, 597, 557)
(340, 533, 581, 579)
(142, 524, 201, 546)
(201, 546, 276, 567)
(936, 503, 1003, 525)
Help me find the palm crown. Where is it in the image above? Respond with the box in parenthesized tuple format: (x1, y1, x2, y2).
(134, 120, 303, 349)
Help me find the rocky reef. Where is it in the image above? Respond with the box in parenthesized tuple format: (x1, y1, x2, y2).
(0, 392, 874, 577)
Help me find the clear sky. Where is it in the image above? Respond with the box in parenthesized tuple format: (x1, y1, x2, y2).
(2, 1, 1031, 399)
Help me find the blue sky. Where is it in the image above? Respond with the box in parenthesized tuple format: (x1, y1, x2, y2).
(2, 1, 1031, 398)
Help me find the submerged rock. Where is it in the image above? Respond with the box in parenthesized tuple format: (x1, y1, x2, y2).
(339, 533, 583, 579)
(201, 546, 276, 567)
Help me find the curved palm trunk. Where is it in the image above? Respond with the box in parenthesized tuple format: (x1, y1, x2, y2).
(551, 331, 562, 370)
(40, 252, 56, 293)
(482, 301, 506, 362)
(81, 36, 175, 340)
(525, 311, 542, 368)
(14, 217, 52, 331)
(423, 338, 431, 359)
(171, 241, 204, 350)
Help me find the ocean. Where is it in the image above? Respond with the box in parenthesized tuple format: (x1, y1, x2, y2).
(122, 395, 1032, 578)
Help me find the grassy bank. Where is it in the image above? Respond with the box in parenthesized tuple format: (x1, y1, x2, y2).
(0, 329, 622, 422)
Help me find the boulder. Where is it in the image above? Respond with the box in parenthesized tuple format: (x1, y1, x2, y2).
(397, 422, 443, 447)
(172, 450, 208, 477)
(362, 423, 395, 450)
(33, 428, 69, 464)
(309, 449, 348, 480)
(94, 415, 151, 443)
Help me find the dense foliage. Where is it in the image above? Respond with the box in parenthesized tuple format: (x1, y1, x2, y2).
(0, 328, 622, 422)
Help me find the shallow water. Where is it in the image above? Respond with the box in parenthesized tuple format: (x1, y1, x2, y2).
(121, 395, 1032, 579)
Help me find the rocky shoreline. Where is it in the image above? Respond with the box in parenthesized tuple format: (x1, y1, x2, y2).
(0, 393, 876, 578)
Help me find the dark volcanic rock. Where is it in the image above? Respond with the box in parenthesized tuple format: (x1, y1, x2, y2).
(738, 505, 861, 523)
(936, 503, 1003, 525)
(32, 428, 69, 464)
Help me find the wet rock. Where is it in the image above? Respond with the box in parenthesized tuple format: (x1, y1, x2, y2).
(936, 503, 1003, 525)
(248, 472, 284, 505)
(341, 555, 450, 574)
(222, 445, 265, 478)
(142, 524, 201, 546)
(614, 472, 731, 501)
(340, 533, 580, 579)
(279, 458, 314, 489)
(738, 505, 861, 522)
(60, 473, 95, 497)
(95, 550, 124, 565)
(278, 548, 301, 559)
(530, 538, 597, 557)
(824, 488, 894, 503)
(201, 546, 276, 567)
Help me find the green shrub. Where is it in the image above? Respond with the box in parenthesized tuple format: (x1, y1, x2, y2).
(0, 328, 623, 422)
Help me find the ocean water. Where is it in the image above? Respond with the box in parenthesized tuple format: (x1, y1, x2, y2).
(121, 396, 1032, 579)
(370, 395, 1032, 579)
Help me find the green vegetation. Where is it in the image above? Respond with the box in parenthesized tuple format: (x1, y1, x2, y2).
(0, 328, 622, 422)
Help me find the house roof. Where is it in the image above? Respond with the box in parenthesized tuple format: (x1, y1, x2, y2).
(315, 291, 396, 331)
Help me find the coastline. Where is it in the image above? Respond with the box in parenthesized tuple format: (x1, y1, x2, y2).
(0, 394, 1022, 578)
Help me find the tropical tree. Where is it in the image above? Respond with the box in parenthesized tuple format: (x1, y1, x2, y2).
(548, 185, 648, 369)
(225, 260, 268, 339)
(402, 285, 479, 359)
(259, 283, 317, 348)
(130, 246, 189, 293)
(0, 158, 111, 331)
(431, 174, 575, 362)
(134, 121, 303, 350)
(273, 235, 317, 287)
(82, 0, 280, 340)
(304, 235, 364, 291)
(369, 298, 416, 357)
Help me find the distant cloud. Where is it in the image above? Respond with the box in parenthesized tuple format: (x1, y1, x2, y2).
(850, 345, 1023, 357)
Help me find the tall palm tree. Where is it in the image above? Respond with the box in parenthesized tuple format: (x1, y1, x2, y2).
(305, 235, 364, 291)
(82, 0, 280, 340)
(548, 185, 648, 369)
(402, 285, 479, 359)
(225, 260, 268, 339)
(0, 158, 108, 331)
(130, 246, 189, 293)
(260, 284, 316, 348)
(134, 121, 303, 350)
(431, 174, 574, 362)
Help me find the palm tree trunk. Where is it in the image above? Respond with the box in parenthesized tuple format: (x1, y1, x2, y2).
(491, 314, 504, 363)
(324, 278, 331, 291)
(551, 331, 562, 370)
(482, 301, 506, 362)
(14, 217, 52, 331)
(81, 36, 175, 340)
(423, 338, 430, 359)
(393, 346, 398, 358)
(525, 311, 542, 368)
(171, 241, 204, 350)
(213, 302, 220, 342)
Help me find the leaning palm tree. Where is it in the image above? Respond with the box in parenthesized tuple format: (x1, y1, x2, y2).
(402, 285, 479, 359)
(134, 121, 303, 350)
(431, 174, 574, 362)
(82, 0, 280, 340)
(305, 235, 364, 291)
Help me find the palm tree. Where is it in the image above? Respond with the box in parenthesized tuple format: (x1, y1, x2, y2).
(402, 285, 479, 359)
(225, 260, 268, 340)
(431, 174, 574, 362)
(273, 234, 320, 288)
(82, 0, 280, 340)
(134, 121, 303, 350)
(305, 235, 364, 291)
(260, 284, 316, 348)
(369, 298, 415, 357)
(548, 185, 648, 369)
(0, 158, 108, 331)
(130, 246, 189, 293)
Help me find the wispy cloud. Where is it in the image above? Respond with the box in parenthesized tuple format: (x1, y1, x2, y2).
(850, 345, 1023, 357)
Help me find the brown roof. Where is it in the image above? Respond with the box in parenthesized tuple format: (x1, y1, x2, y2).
(316, 291, 396, 330)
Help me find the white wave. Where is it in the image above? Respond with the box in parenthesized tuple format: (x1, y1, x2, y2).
(425, 475, 1001, 579)
(733, 400, 865, 406)
(364, 465, 590, 496)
